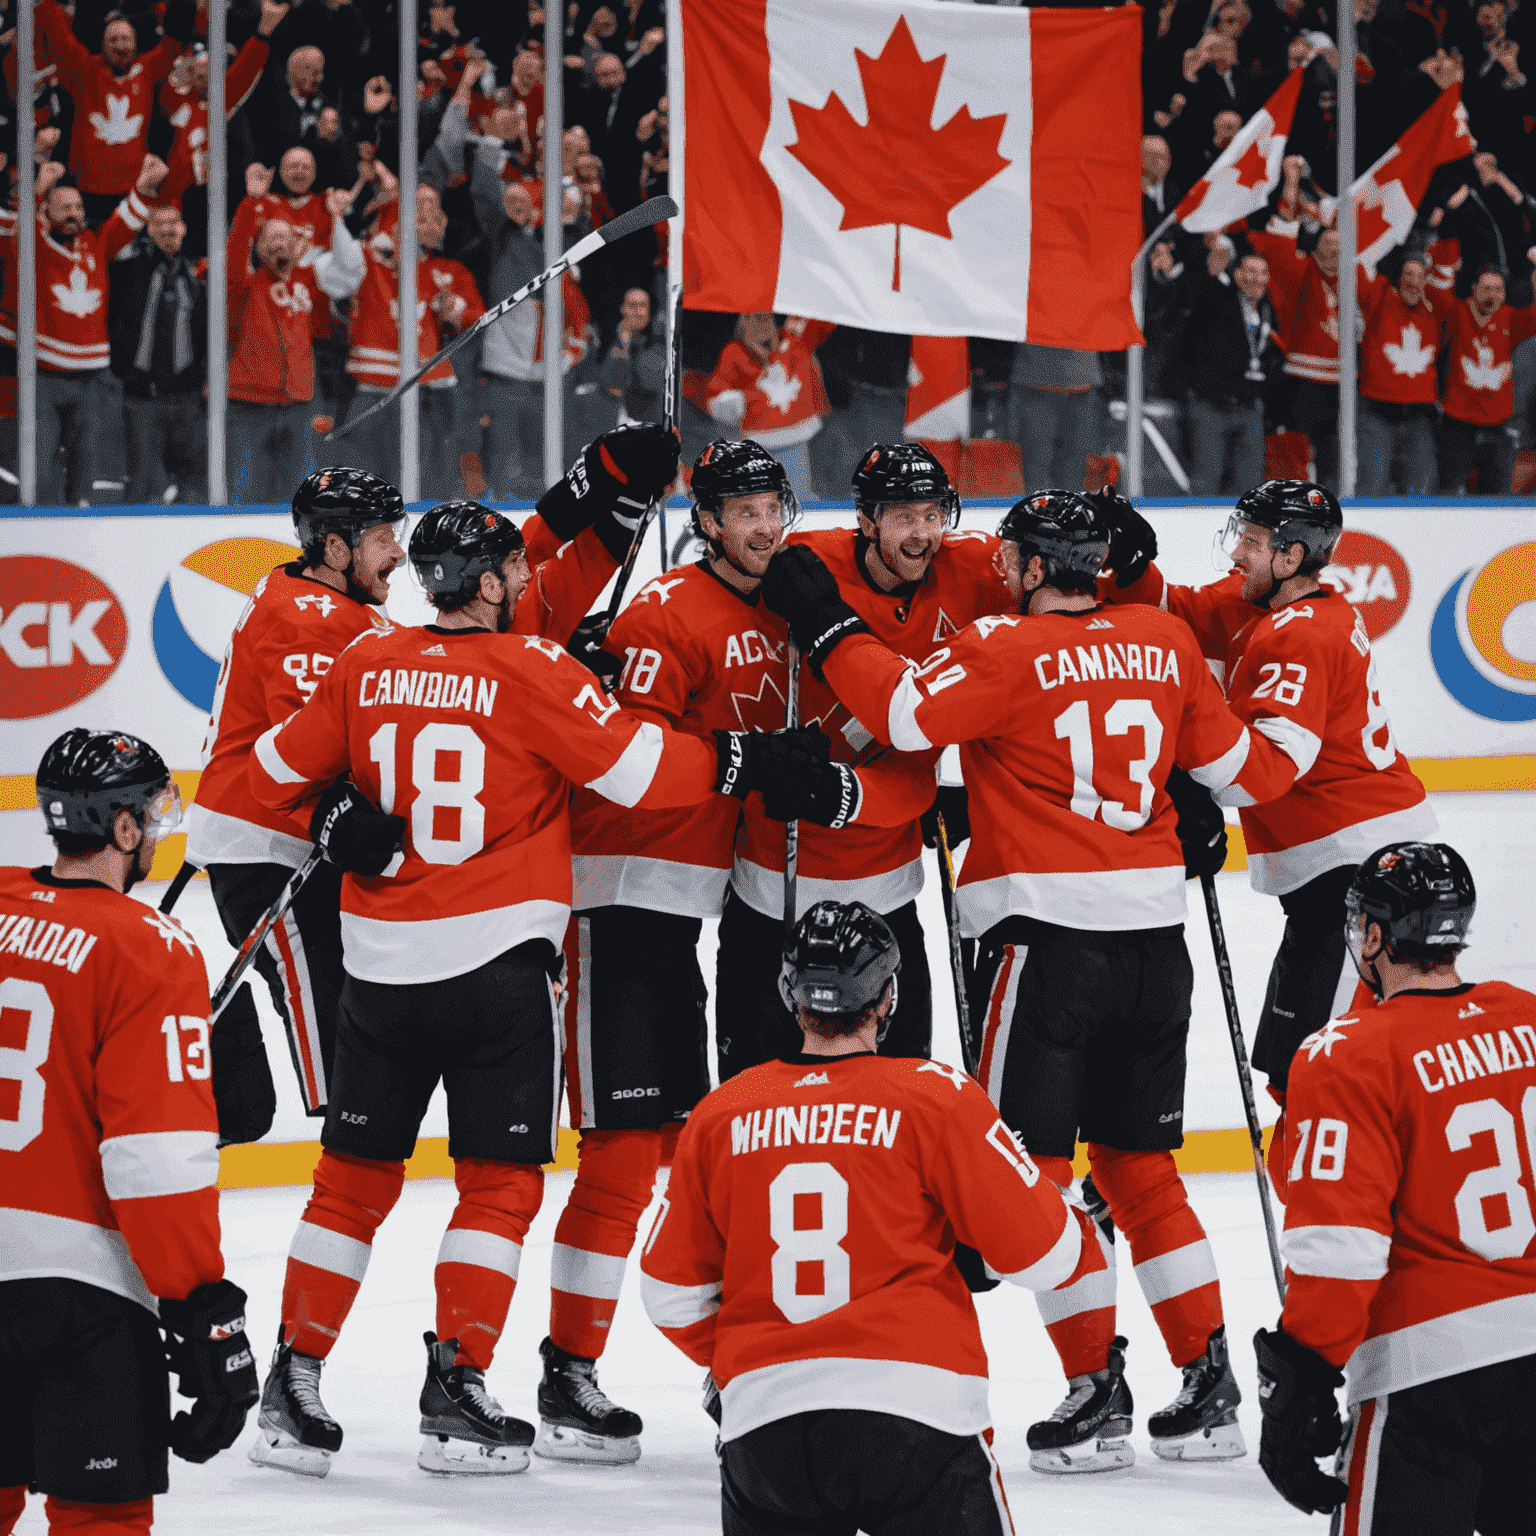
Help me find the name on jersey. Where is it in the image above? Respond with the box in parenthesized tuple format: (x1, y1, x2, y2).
(0, 913, 98, 973)
(732, 1102, 901, 1155)
(358, 668, 498, 717)
(1412, 1024, 1536, 1094)
(724, 629, 785, 668)
(1033, 642, 1181, 692)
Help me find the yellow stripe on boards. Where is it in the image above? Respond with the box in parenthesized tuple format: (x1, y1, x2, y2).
(1069, 1125, 1275, 1180)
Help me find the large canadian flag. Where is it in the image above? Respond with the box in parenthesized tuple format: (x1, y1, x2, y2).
(679, 0, 1142, 349)
(1173, 69, 1303, 233)
(905, 336, 971, 441)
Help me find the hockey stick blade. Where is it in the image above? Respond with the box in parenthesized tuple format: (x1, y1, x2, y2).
(328, 196, 680, 445)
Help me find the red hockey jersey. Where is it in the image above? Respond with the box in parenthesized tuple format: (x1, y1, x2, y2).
(1280, 981, 1536, 1405)
(192, 523, 618, 872)
(346, 245, 485, 391)
(1251, 225, 1342, 385)
(569, 562, 789, 917)
(640, 1052, 1102, 1441)
(159, 36, 268, 211)
(822, 603, 1300, 936)
(1113, 570, 1435, 896)
(703, 318, 833, 449)
(0, 868, 224, 1311)
(249, 624, 724, 984)
(1359, 277, 1441, 406)
(732, 528, 1013, 920)
(0, 191, 147, 372)
(39, 0, 180, 194)
(1440, 297, 1536, 427)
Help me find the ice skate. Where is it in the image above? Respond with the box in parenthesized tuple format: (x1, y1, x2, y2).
(417, 1331, 535, 1475)
(533, 1336, 643, 1465)
(1149, 1325, 1247, 1461)
(1028, 1335, 1136, 1474)
(247, 1329, 344, 1478)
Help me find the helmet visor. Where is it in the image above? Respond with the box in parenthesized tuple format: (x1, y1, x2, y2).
(143, 779, 183, 839)
(1215, 514, 1275, 570)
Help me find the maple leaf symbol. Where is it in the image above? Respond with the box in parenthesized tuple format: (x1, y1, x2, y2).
(728, 669, 789, 732)
(89, 93, 143, 146)
(51, 267, 102, 317)
(1384, 322, 1435, 377)
(785, 17, 1011, 292)
(1299, 1017, 1354, 1061)
(142, 910, 195, 956)
(1356, 196, 1396, 255)
(759, 360, 802, 414)
(1461, 337, 1510, 392)
(1230, 138, 1270, 191)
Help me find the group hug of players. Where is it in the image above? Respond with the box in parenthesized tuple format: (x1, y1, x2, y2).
(3, 419, 1533, 1535)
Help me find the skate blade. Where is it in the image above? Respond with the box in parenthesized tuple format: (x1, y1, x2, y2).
(535, 1420, 642, 1465)
(1151, 1421, 1248, 1461)
(1029, 1435, 1136, 1475)
(248, 1427, 335, 1478)
(417, 1433, 530, 1475)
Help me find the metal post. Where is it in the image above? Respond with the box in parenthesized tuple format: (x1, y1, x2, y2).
(667, 0, 683, 427)
(1127, 262, 1145, 496)
(17, 0, 36, 504)
(1337, 10, 1358, 497)
(208, 0, 228, 504)
(543, 37, 564, 488)
(398, 0, 420, 502)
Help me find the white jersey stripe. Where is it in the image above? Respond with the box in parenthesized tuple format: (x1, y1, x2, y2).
(994, 1202, 1080, 1293)
(1252, 714, 1323, 779)
(1034, 1225, 1117, 1325)
(255, 724, 308, 786)
(98, 1130, 219, 1201)
(585, 722, 665, 809)
(640, 1272, 722, 1330)
(1283, 1223, 1391, 1282)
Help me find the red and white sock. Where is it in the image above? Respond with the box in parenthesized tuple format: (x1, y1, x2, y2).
(43, 1497, 153, 1535)
(1031, 1154, 1117, 1379)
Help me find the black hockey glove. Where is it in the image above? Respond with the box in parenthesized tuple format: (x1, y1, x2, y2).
(1164, 766, 1228, 879)
(537, 423, 681, 560)
(763, 755, 863, 829)
(159, 1279, 260, 1464)
(1087, 486, 1158, 589)
(210, 987, 277, 1147)
(953, 1241, 1001, 1294)
(1253, 1325, 1348, 1515)
(920, 784, 970, 850)
(566, 612, 624, 693)
(760, 546, 870, 675)
(712, 727, 831, 801)
(702, 1372, 723, 1427)
(310, 778, 405, 877)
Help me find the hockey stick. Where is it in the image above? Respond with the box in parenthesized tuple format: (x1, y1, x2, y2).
(159, 859, 200, 914)
(208, 847, 323, 1025)
(933, 814, 979, 1078)
(783, 642, 802, 932)
(1200, 871, 1287, 1304)
(327, 195, 679, 444)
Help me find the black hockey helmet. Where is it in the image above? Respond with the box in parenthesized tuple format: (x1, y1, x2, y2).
(36, 728, 180, 847)
(998, 489, 1111, 595)
(292, 466, 406, 563)
(778, 900, 901, 1035)
(409, 501, 525, 610)
(689, 438, 801, 549)
(1222, 479, 1342, 574)
(1346, 842, 1476, 972)
(851, 442, 961, 527)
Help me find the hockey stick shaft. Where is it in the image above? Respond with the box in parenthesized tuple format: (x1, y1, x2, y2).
(1201, 871, 1287, 1304)
(934, 813, 978, 1077)
(159, 859, 200, 914)
(208, 848, 323, 1024)
(328, 195, 679, 445)
(783, 642, 801, 932)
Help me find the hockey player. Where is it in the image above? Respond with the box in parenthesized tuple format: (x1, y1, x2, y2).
(186, 426, 679, 1144)
(1255, 842, 1536, 1530)
(641, 899, 1107, 1533)
(761, 490, 1308, 1472)
(245, 501, 822, 1478)
(2, 731, 259, 1536)
(717, 442, 1014, 1077)
(542, 438, 799, 1464)
(1100, 482, 1436, 1170)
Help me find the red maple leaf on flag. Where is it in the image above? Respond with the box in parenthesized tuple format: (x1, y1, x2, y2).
(1356, 195, 1396, 253)
(785, 16, 1011, 292)
(1231, 137, 1270, 191)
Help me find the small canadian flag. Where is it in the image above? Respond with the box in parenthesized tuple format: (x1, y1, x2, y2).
(1173, 69, 1303, 233)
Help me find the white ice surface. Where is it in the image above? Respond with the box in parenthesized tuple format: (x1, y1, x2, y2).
(9, 790, 1530, 1531)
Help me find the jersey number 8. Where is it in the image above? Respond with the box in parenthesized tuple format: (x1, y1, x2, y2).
(768, 1162, 851, 1324)
(368, 722, 486, 866)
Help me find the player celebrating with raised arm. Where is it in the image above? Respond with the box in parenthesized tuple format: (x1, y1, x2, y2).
(1100, 482, 1436, 1148)
(717, 443, 1014, 1076)
(1255, 842, 1536, 1532)
(641, 901, 1107, 1535)
(244, 502, 822, 1480)
(762, 491, 1307, 1472)
(2, 732, 259, 1536)
(186, 425, 679, 1146)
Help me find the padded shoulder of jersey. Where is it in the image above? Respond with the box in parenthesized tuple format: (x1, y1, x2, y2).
(1287, 1004, 1398, 1101)
(247, 566, 381, 644)
(615, 563, 731, 641)
(1249, 588, 1360, 659)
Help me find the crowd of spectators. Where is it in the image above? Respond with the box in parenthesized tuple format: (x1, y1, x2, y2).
(0, 0, 1531, 504)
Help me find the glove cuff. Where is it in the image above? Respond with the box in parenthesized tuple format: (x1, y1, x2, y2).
(712, 730, 752, 799)
(804, 605, 871, 676)
(159, 1278, 249, 1338)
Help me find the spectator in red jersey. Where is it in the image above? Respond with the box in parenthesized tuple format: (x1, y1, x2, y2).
(1358, 255, 1443, 494)
(0, 154, 163, 504)
(1438, 262, 1536, 494)
(508, 47, 545, 141)
(37, 0, 193, 226)
(574, 153, 613, 228)
(227, 185, 362, 502)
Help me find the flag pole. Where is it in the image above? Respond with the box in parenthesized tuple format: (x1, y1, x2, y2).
(543, 30, 565, 489)
(1337, 18, 1358, 497)
(666, 0, 685, 558)
(1126, 212, 1175, 498)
